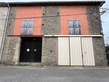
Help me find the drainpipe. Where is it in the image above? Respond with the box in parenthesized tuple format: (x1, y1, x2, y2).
(0, 3, 10, 61)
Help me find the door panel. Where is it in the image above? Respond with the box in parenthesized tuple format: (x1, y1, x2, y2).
(58, 37, 70, 65)
(82, 37, 95, 66)
(70, 37, 83, 66)
(20, 39, 33, 62)
(32, 38, 42, 62)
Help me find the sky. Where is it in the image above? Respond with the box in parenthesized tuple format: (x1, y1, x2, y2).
(0, 0, 109, 44)
(101, 0, 109, 45)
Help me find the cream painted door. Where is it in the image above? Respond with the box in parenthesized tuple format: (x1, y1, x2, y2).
(70, 37, 83, 66)
(82, 37, 95, 66)
(58, 37, 70, 65)
(58, 37, 95, 66)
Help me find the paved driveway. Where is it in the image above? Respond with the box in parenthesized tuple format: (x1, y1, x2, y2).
(0, 66, 109, 82)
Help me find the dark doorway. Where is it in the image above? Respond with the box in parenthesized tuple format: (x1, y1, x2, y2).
(19, 37, 42, 63)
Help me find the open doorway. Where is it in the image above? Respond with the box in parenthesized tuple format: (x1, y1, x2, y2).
(19, 37, 42, 63)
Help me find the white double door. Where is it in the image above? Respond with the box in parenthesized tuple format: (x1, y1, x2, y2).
(58, 37, 95, 66)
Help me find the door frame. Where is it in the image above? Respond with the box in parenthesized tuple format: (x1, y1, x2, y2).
(19, 37, 42, 64)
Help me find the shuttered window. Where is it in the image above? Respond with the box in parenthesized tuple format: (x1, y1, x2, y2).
(21, 19, 34, 35)
(68, 20, 81, 35)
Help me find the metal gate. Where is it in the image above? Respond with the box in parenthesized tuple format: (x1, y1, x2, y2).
(58, 37, 95, 66)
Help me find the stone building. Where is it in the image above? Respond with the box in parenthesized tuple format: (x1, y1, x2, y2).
(0, 0, 107, 66)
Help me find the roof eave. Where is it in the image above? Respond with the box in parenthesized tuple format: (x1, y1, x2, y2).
(0, 1, 105, 7)
(100, 1, 105, 6)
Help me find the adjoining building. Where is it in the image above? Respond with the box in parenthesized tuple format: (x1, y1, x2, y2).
(0, 0, 107, 66)
(0, 3, 8, 61)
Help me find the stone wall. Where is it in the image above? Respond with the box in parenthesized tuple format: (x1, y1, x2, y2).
(42, 37, 58, 66)
(41, 6, 60, 66)
(41, 6, 60, 35)
(87, 6, 107, 66)
(13, 37, 21, 65)
(86, 6, 102, 35)
(93, 37, 107, 66)
(7, 7, 16, 35)
(1, 37, 21, 65)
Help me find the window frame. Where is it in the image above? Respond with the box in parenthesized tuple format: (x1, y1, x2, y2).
(21, 19, 34, 35)
(68, 19, 81, 35)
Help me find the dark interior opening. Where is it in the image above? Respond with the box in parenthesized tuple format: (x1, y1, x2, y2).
(19, 37, 42, 63)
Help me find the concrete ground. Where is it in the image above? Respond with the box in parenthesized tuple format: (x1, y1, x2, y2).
(0, 66, 109, 82)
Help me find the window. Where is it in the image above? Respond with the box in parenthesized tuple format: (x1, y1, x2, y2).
(68, 20, 81, 35)
(21, 19, 34, 35)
